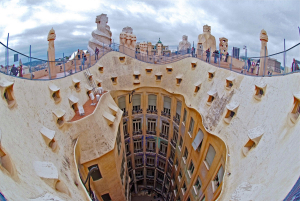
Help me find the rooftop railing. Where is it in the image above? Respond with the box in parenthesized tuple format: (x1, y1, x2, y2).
(0, 41, 299, 80)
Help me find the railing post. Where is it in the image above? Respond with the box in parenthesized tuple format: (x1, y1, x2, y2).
(283, 38, 286, 75)
(63, 53, 66, 77)
(103, 42, 104, 56)
(30, 45, 32, 79)
(6, 33, 9, 75)
(263, 46, 266, 77)
(48, 51, 51, 80)
(74, 53, 77, 73)
(230, 48, 233, 71)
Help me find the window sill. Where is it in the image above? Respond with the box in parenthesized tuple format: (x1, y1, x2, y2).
(178, 146, 182, 152)
(187, 170, 192, 178)
(182, 157, 187, 164)
(188, 132, 192, 138)
(177, 176, 181, 182)
(203, 160, 210, 170)
(193, 186, 198, 195)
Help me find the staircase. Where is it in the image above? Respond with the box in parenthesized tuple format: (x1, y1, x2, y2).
(84, 68, 97, 95)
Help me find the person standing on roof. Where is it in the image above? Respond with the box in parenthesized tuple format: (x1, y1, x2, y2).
(291, 58, 299, 72)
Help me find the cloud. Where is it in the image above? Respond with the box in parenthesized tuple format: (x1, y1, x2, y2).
(0, 0, 299, 66)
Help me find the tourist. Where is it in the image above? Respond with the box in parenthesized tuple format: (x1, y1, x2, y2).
(10, 64, 18, 76)
(291, 58, 299, 72)
(77, 49, 80, 59)
(95, 47, 99, 60)
(220, 51, 223, 62)
(225, 52, 229, 62)
(214, 50, 219, 63)
(256, 59, 260, 75)
(206, 49, 210, 62)
(247, 59, 251, 72)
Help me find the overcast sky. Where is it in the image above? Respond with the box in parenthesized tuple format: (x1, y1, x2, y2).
(0, 0, 299, 66)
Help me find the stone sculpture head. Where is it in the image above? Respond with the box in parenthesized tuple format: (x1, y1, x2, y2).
(182, 35, 188, 41)
(126, 34, 132, 47)
(131, 34, 137, 43)
(203, 25, 211, 34)
(122, 26, 133, 34)
(96, 14, 108, 25)
(260, 29, 268, 42)
(120, 32, 126, 44)
(47, 28, 56, 41)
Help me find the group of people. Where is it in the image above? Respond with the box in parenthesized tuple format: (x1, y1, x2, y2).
(77, 49, 88, 71)
(0, 60, 23, 77)
(205, 49, 229, 63)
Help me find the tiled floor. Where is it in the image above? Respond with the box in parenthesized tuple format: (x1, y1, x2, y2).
(69, 92, 106, 122)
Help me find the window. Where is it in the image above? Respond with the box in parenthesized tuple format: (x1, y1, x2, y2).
(178, 169, 182, 181)
(213, 166, 224, 192)
(192, 129, 204, 152)
(169, 147, 175, 162)
(123, 120, 128, 137)
(135, 169, 143, 179)
(167, 163, 172, 176)
(161, 121, 169, 139)
(148, 94, 157, 112)
(175, 101, 182, 123)
(159, 141, 168, 156)
(188, 117, 194, 136)
(226, 79, 233, 89)
(183, 109, 187, 123)
(156, 75, 162, 80)
(183, 147, 188, 163)
(132, 118, 142, 134)
(188, 160, 194, 177)
(132, 94, 141, 112)
(101, 193, 112, 201)
(163, 96, 171, 117)
(172, 127, 179, 147)
(179, 136, 183, 151)
(125, 141, 130, 154)
(118, 96, 126, 112)
(133, 138, 142, 152)
(147, 118, 156, 133)
(127, 159, 132, 169)
(135, 156, 143, 167)
(146, 139, 156, 152)
(175, 158, 178, 170)
(200, 196, 206, 201)
(147, 180, 154, 186)
(157, 171, 164, 181)
(146, 156, 155, 166)
(158, 158, 166, 170)
(88, 164, 102, 181)
(187, 197, 191, 201)
(116, 128, 121, 155)
(176, 78, 182, 85)
(205, 145, 216, 169)
(147, 169, 155, 178)
(174, 184, 178, 195)
(207, 95, 215, 104)
(111, 77, 117, 83)
(181, 182, 187, 195)
(193, 177, 202, 195)
(156, 182, 162, 191)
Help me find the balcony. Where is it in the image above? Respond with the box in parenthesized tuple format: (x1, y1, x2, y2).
(135, 163, 143, 167)
(168, 157, 174, 165)
(126, 151, 131, 156)
(157, 177, 163, 183)
(146, 174, 155, 179)
(122, 111, 128, 117)
(132, 109, 143, 114)
(136, 175, 144, 180)
(157, 165, 165, 171)
(160, 132, 168, 140)
(146, 162, 155, 167)
(159, 150, 167, 157)
(173, 116, 180, 125)
(146, 148, 156, 153)
(161, 111, 171, 118)
(170, 139, 176, 148)
(124, 132, 129, 139)
(146, 130, 156, 135)
(133, 130, 142, 135)
(134, 149, 143, 153)
(147, 109, 158, 114)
